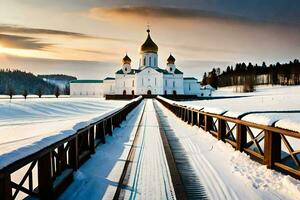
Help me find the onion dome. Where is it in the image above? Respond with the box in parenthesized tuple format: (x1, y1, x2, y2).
(167, 54, 175, 64)
(122, 54, 131, 64)
(140, 29, 158, 53)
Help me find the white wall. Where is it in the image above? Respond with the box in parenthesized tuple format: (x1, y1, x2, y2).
(184, 79, 201, 95)
(70, 83, 104, 97)
(139, 53, 158, 69)
(163, 74, 184, 95)
(115, 74, 136, 95)
(103, 80, 115, 95)
(136, 67, 163, 95)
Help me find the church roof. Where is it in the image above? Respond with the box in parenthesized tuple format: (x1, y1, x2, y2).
(104, 77, 115, 80)
(70, 80, 103, 83)
(167, 54, 176, 64)
(122, 54, 131, 64)
(115, 69, 141, 75)
(140, 29, 158, 53)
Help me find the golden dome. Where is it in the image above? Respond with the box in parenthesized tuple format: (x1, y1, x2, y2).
(167, 54, 175, 64)
(122, 53, 131, 64)
(140, 29, 158, 53)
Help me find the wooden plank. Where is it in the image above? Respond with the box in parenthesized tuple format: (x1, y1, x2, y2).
(69, 137, 78, 170)
(236, 124, 247, 152)
(264, 130, 281, 168)
(38, 152, 54, 199)
(0, 173, 12, 200)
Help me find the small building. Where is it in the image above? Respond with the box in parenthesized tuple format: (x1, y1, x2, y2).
(70, 80, 103, 97)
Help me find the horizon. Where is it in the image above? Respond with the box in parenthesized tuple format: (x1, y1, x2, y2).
(0, 0, 299, 80)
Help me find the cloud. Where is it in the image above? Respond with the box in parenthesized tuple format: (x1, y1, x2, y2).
(89, 6, 300, 27)
(0, 24, 95, 39)
(0, 34, 52, 50)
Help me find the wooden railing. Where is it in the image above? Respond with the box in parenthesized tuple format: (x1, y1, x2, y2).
(0, 97, 143, 200)
(156, 96, 300, 180)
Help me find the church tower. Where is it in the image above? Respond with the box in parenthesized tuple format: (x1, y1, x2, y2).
(122, 54, 131, 74)
(139, 28, 158, 70)
(166, 54, 176, 73)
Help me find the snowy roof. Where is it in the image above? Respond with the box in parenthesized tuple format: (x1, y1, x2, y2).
(104, 77, 115, 80)
(70, 80, 103, 83)
(184, 77, 197, 80)
(115, 69, 141, 75)
(116, 67, 183, 75)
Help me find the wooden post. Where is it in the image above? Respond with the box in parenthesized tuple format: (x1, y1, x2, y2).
(204, 115, 213, 132)
(217, 119, 226, 141)
(101, 122, 106, 144)
(236, 124, 247, 152)
(57, 145, 66, 175)
(69, 137, 78, 170)
(264, 130, 281, 168)
(0, 173, 12, 200)
(89, 126, 95, 154)
(38, 152, 54, 199)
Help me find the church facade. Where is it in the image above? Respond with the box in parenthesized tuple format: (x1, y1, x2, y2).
(70, 29, 210, 97)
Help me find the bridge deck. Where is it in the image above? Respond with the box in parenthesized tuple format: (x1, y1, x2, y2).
(60, 99, 293, 200)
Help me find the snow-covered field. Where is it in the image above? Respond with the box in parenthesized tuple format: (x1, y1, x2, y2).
(0, 97, 130, 169)
(180, 85, 300, 133)
(156, 99, 300, 200)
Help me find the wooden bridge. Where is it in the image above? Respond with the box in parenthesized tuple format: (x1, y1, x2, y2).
(0, 96, 299, 199)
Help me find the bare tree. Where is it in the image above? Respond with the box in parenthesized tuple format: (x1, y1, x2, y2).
(54, 87, 60, 98)
(22, 89, 28, 100)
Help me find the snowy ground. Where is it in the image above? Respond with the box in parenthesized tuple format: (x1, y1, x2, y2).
(180, 85, 300, 133)
(60, 100, 146, 200)
(155, 99, 300, 200)
(0, 98, 130, 169)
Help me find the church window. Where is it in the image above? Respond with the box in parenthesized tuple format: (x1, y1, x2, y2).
(154, 57, 156, 66)
(149, 57, 152, 66)
(132, 80, 134, 87)
(165, 80, 167, 86)
(143, 57, 146, 66)
(125, 67, 127, 71)
(173, 80, 175, 88)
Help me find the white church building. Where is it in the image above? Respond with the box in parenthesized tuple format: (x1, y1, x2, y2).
(70, 28, 211, 97)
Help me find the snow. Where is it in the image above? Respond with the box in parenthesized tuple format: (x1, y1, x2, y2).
(0, 97, 141, 170)
(60, 99, 174, 200)
(155, 99, 300, 200)
(122, 99, 174, 199)
(60, 100, 145, 200)
(178, 85, 300, 132)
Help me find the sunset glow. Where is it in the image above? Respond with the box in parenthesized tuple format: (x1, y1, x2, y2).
(0, 0, 299, 79)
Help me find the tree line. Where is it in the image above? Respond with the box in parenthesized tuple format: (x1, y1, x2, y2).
(0, 69, 69, 98)
(202, 59, 300, 90)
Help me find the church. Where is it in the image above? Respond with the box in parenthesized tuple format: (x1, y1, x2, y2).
(70, 28, 210, 97)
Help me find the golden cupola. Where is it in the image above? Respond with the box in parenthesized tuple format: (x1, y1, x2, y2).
(122, 53, 131, 64)
(140, 29, 158, 53)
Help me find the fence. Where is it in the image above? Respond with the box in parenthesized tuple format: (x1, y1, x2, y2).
(0, 97, 143, 200)
(156, 96, 300, 180)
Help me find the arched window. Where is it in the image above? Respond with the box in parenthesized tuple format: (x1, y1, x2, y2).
(164, 90, 167, 95)
(132, 80, 134, 87)
(123, 90, 126, 95)
(149, 57, 152, 66)
(173, 80, 175, 88)
(132, 90, 135, 95)
(143, 57, 146, 66)
(165, 80, 168, 86)
(173, 90, 177, 95)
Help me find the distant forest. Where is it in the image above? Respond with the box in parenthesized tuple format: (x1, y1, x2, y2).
(202, 59, 300, 90)
(37, 74, 77, 81)
(0, 69, 73, 96)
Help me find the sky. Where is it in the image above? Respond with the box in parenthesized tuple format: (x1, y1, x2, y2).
(0, 0, 299, 80)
